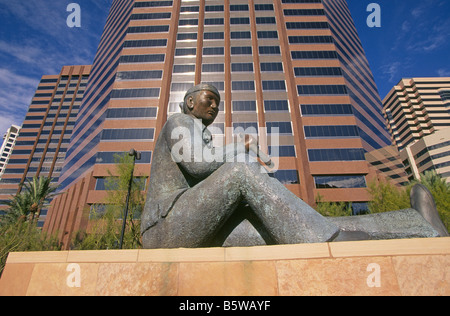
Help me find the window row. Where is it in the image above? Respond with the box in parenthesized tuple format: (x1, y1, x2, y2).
(232, 100, 256, 112)
(116, 70, 163, 81)
(308, 148, 365, 162)
(178, 46, 275, 56)
(294, 67, 342, 77)
(304, 125, 359, 138)
(177, 4, 276, 12)
(175, 46, 274, 56)
(231, 81, 286, 91)
(288, 36, 333, 44)
(15, 141, 36, 146)
(110, 88, 160, 99)
(171, 63, 283, 74)
(134, 1, 172, 8)
(123, 39, 167, 48)
(8, 159, 29, 164)
(36, 85, 55, 91)
(269, 170, 299, 185)
(31, 100, 51, 105)
(291, 51, 338, 59)
(34, 93, 53, 98)
(232, 100, 290, 112)
(314, 175, 367, 189)
(127, 25, 169, 33)
(106, 107, 157, 119)
(301, 104, 353, 116)
(266, 122, 292, 135)
(297, 85, 348, 96)
(286, 21, 329, 29)
(175, 31, 280, 40)
(284, 9, 325, 16)
(40, 78, 58, 84)
(130, 13, 171, 20)
(95, 151, 152, 164)
(180, 17, 276, 25)
(43, 121, 75, 127)
(119, 54, 165, 64)
(268, 145, 296, 157)
(101, 128, 155, 141)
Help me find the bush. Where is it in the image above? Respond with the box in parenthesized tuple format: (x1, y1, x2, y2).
(0, 221, 60, 277)
(315, 194, 353, 217)
(70, 153, 145, 250)
(367, 179, 410, 214)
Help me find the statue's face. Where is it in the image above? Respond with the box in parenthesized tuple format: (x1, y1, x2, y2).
(188, 90, 220, 126)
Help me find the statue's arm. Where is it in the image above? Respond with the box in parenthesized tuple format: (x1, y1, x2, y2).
(164, 115, 245, 179)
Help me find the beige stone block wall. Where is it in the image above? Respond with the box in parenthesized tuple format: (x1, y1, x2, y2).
(0, 238, 449, 296)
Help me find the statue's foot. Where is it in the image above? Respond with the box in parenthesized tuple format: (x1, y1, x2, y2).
(331, 230, 370, 242)
(410, 184, 449, 237)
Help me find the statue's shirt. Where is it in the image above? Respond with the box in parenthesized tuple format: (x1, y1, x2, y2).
(141, 113, 245, 234)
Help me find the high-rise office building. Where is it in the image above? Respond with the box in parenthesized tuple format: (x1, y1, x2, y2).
(383, 77, 450, 151)
(0, 125, 21, 179)
(364, 145, 409, 186)
(382, 77, 450, 183)
(400, 128, 450, 183)
(0, 65, 90, 226)
(45, 0, 391, 241)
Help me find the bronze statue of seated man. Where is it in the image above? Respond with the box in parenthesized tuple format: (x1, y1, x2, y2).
(141, 84, 447, 249)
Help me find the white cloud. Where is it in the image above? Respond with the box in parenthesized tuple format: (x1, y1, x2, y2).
(401, 21, 411, 32)
(0, 1, 66, 39)
(0, 0, 109, 138)
(380, 62, 401, 83)
(411, 7, 423, 18)
(0, 68, 39, 136)
(0, 40, 45, 65)
(437, 69, 450, 77)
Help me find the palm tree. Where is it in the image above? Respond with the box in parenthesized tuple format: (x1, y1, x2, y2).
(418, 170, 450, 191)
(2, 193, 32, 225)
(21, 176, 59, 224)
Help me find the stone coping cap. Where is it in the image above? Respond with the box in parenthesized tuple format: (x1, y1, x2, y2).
(6, 237, 450, 265)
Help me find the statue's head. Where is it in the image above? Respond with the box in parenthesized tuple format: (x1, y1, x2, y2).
(181, 84, 221, 126)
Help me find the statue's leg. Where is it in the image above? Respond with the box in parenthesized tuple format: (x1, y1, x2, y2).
(142, 161, 339, 248)
(231, 162, 340, 244)
(328, 183, 447, 241)
(142, 163, 251, 248)
(328, 209, 440, 241)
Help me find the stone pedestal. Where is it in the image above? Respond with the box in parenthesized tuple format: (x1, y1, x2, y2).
(1, 238, 449, 296)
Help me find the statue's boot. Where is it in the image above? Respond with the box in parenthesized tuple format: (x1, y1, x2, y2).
(328, 208, 440, 241)
(329, 183, 449, 241)
(410, 184, 449, 237)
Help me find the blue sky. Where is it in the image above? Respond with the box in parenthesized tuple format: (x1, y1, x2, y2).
(0, 0, 449, 140)
(348, 0, 450, 97)
(0, 0, 112, 137)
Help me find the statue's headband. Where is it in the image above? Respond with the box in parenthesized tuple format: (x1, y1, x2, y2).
(184, 84, 221, 101)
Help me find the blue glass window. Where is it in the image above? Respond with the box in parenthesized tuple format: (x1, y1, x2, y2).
(110, 88, 160, 99)
(314, 175, 367, 189)
(269, 170, 299, 184)
(266, 122, 292, 134)
(301, 104, 353, 116)
(101, 129, 155, 141)
(95, 151, 152, 164)
(264, 100, 289, 112)
(308, 148, 365, 162)
(304, 125, 359, 138)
